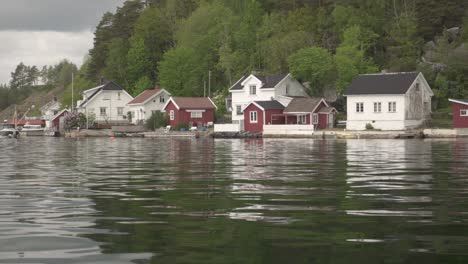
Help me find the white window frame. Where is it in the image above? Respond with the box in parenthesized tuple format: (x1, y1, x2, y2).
(117, 107, 124, 116)
(170, 110, 175, 121)
(250, 111, 258, 123)
(388, 102, 397, 113)
(249, 85, 257, 95)
(312, 114, 319, 125)
(298, 115, 307, 124)
(373, 102, 382, 113)
(160, 96, 165, 103)
(236, 105, 242, 115)
(356, 102, 364, 113)
(190, 111, 203, 118)
(100, 107, 107, 116)
(460, 109, 468, 116)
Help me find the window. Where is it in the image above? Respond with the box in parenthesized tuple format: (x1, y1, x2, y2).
(160, 96, 165, 103)
(100, 107, 107, 116)
(415, 83, 420, 92)
(117, 107, 124, 116)
(388, 102, 397, 113)
(190, 111, 203, 118)
(461, 110, 468, 116)
(299, 115, 307, 124)
(356, 102, 364, 113)
(170, 110, 175, 120)
(236, 105, 242, 115)
(312, 114, 319, 125)
(285, 85, 289, 95)
(249, 85, 256, 95)
(374, 102, 382, 113)
(250, 111, 257, 123)
(118, 92, 121, 100)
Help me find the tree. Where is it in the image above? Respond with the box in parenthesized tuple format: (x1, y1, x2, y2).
(288, 47, 334, 95)
(133, 76, 153, 97)
(127, 37, 153, 91)
(104, 38, 130, 87)
(158, 47, 205, 96)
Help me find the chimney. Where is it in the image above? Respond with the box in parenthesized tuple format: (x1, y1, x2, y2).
(154, 83, 161, 90)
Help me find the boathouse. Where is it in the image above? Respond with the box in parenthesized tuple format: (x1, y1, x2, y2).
(449, 99, 468, 128)
(163, 97, 217, 128)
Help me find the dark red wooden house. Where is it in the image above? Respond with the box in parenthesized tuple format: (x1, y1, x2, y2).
(163, 97, 217, 128)
(449, 99, 468, 128)
(243, 98, 337, 132)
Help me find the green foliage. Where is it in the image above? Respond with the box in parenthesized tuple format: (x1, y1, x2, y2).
(104, 38, 129, 87)
(127, 37, 153, 91)
(145, 111, 168, 131)
(365, 123, 374, 130)
(288, 47, 334, 95)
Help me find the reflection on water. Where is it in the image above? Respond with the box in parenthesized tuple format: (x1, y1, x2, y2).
(1, 137, 468, 263)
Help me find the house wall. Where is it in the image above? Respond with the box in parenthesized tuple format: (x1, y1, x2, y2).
(243, 104, 264, 132)
(81, 90, 133, 122)
(405, 75, 432, 121)
(165, 101, 215, 128)
(346, 94, 406, 130)
(273, 77, 309, 99)
(452, 102, 468, 128)
(129, 92, 170, 124)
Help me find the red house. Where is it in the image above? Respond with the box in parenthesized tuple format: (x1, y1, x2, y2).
(163, 97, 217, 128)
(51, 109, 69, 131)
(243, 98, 337, 132)
(449, 99, 468, 128)
(244, 101, 286, 132)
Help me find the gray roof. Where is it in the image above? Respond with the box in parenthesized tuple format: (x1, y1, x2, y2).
(344, 72, 420, 95)
(230, 73, 289, 90)
(284, 98, 323, 113)
(254, 100, 285, 110)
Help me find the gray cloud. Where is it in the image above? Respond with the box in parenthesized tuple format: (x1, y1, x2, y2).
(0, 0, 125, 32)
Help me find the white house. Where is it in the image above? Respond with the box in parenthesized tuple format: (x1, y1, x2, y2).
(77, 81, 134, 123)
(127, 86, 171, 124)
(229, 73, 308, 124)
(40, 98, 61, 128)
(344, 72, 433, 131)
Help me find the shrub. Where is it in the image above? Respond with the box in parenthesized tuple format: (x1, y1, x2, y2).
(365, 123, 374, 130)
(63, 112, 87, 131)
(174, 122, 189, 131)
(145, 111, 168, 131)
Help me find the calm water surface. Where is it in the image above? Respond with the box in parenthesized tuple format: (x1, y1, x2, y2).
(0, 137, 468, 263)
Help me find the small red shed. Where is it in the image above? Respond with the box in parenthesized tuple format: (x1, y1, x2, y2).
(163, 97, 217, 128)
(244, 101, 286, 132)
(449, 99, 468, 128)
(51, 109, 69, 131)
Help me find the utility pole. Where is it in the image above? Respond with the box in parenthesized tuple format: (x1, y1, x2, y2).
(204, 80, 206, 97)
(71, 72, 74, 111)
(208, 70, 211, 97)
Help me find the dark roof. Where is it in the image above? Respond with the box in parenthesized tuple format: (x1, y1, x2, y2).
(449, 99, 468, 106)
(318, 106, 337, 113)
(229, 73, 289, 90)
(128, 89, 161, 105)
(79, 81, 127, 107)
(254, 100, 285, 110)
(344, 72, 420, 95)
(170, 97, 216, 109)
(284, 98, 324, 113)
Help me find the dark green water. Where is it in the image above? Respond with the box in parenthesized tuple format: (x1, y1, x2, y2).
(0, 137, 467, 263)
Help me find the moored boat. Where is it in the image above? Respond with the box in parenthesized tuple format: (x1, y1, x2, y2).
(20, 123, 45, 136)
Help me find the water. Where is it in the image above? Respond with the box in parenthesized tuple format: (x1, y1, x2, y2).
(0, 137, 468, 263)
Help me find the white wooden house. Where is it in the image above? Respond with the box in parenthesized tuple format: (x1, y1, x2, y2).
(77, 81, 134, 123)
(228, 73, 308, 124)
(40, 98, 61, 128)
(344, 72, 433, 131)
(127, 86, 171, 124)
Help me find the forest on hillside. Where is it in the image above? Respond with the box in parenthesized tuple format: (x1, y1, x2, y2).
(1, 0, 467, 114)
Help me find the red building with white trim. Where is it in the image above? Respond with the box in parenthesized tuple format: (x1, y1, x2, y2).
(449, 99, 468, 128)
(163, 97, 217, 128)
(243, 98, 336, 132)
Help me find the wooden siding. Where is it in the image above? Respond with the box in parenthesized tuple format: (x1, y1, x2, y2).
(165, 101, 215, 127)
(452, 102, 468, 128)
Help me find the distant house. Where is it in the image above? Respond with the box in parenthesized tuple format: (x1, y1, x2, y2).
(344, 72, 433, 131)
(163, 97, 217, 128)
(77, 81, 134, 123)
(41, 98, 61, 128)
(448, 99, 468, 128)
(229, 73, 308, 124)
(243, 98, 336, 132)
(50, 109, 69, 131)
(127, 86, 171, 125)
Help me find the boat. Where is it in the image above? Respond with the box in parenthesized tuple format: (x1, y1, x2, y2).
(20, 123, 45, 136)
(0, 124, 19, 138)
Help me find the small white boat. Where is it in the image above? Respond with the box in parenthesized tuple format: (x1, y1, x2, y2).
(20, 124, 45, 136)
(0, 127, 19, 138)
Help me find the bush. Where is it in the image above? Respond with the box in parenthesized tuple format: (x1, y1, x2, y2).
(63, 112, 87, 131)
(145, 111, 168, 131)
(174, 122, 189, 131)
(365, 123, 374, 130)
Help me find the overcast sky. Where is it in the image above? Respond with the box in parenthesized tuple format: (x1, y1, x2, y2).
(0, 0, 125, 85)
